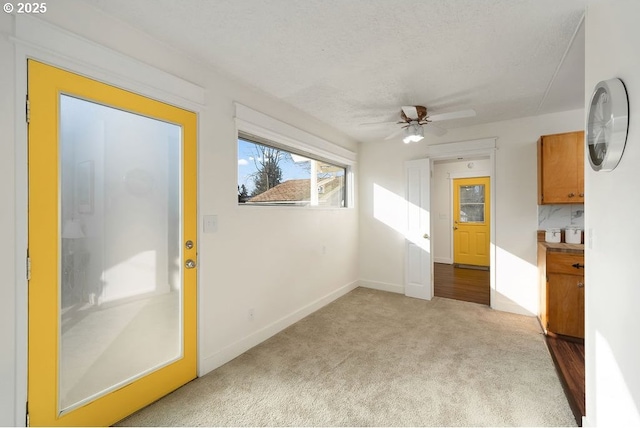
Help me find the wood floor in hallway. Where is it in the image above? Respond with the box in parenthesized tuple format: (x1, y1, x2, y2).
(434, 263, 490, 305)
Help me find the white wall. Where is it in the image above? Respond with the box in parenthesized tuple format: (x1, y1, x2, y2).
(432, 157, 492, 263)
(0, 1, 359, 425)
(359, 109, 584, 315)
(584, 1, 640, 425)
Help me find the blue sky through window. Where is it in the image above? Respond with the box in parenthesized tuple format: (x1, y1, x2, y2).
(238, 139, 311, 194)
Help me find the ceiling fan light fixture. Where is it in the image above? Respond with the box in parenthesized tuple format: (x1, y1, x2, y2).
(403, 123, 424, 144)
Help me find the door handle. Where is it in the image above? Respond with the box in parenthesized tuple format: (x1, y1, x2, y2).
(453, 226, 458, 230)
(572, 263, 585, 269)
(423, 233, 430, 239)
(185, 259, 197, 269)
(577, 282, 584, 288)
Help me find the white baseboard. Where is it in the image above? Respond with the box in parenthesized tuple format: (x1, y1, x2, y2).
(358, 279, 403, 294)
(433, 257, 452, 264)
(198, 280, 359, 376)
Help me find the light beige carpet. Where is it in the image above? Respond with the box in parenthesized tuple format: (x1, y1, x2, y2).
(116, 288, 576, 427)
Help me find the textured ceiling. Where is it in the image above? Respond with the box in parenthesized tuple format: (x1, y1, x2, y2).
(83, 0, 586, 143)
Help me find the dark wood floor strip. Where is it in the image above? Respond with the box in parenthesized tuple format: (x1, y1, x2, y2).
(545, 335, 585, 426)
(434, 263, 490, 305)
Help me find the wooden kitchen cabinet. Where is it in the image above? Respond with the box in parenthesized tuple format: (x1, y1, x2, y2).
(538, 245, 585, 339)
(548, 273, 584, 338)
(537, 131, 585, 204)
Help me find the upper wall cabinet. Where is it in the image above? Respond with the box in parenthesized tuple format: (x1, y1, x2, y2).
(537, 131, 585, 204)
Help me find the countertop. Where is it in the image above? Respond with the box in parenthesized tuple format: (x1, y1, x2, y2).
(538, 242, 584, 254)
(537, 230, 584, 254)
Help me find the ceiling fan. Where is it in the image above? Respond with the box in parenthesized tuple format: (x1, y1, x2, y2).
(361, 106, 476, 143)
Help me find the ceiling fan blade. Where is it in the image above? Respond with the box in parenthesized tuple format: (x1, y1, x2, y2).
(384, 128, 405, 140)
(428, 109, 476, 122)
(358, 121, 399, 127)
(423, 124, 447, 137)
(401, 106, 419, 120)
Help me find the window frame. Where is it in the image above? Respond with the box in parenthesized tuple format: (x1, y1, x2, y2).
(235, 104, 356, 209)
(238, 133, 348, 208)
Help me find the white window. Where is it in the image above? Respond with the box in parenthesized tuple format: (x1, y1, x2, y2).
(238, 134, 347, 207)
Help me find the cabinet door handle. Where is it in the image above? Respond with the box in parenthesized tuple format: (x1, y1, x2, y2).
(577, 282, 584, 288)
(568, 193, 575, 198)
(572, 263, 585, 269)
(579, 193, 584, 197)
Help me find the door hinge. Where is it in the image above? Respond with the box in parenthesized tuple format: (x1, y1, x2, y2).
(25, 402, 29, 427)
(25, 95, 30, 124)
(26, 256, 31, 281)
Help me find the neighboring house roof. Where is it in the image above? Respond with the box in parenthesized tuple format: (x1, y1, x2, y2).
(248, 177, 342, 203)
(249, 179, 310, 202)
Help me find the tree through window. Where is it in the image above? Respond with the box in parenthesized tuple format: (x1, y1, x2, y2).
(237, 136, 346, 207)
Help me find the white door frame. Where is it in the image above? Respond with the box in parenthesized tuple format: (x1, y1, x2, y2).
(410, 138, 497, 307)
(11, 15, 205, 427)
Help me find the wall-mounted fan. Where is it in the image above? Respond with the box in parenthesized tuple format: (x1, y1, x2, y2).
(361, 106, 476, 143)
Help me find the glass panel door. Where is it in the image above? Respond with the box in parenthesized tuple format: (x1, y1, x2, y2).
(28, 59, 197, 427)
(59, 95, 183, 412)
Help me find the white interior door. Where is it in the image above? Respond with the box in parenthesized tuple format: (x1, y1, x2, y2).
(404, 159, 432, 300)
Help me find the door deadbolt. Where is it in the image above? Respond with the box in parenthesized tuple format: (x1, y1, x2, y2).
(185, 259, 196, 269)
(185, 240, 194, 249)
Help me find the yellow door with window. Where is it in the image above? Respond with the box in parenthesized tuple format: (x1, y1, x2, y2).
(27, 60, 197, 426)
(453, 177, 490, 267)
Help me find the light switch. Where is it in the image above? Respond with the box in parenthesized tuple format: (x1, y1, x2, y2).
(203, 215, 218, 233)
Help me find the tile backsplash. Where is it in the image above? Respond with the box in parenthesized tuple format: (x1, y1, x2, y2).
(538, 204, 584, 229)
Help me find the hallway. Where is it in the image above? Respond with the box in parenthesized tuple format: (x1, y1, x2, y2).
(434, 263, 490, 306)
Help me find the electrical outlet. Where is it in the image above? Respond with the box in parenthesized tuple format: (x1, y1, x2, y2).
(248, 308, 254, 321)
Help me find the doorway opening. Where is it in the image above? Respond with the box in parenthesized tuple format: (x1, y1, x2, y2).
(434, 263, 490, 305)
(432, 156, 491, 305)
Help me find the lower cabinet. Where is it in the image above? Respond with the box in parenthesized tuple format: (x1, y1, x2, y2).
(547, 273, 585, 338)
(538, 245, 585, 339)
